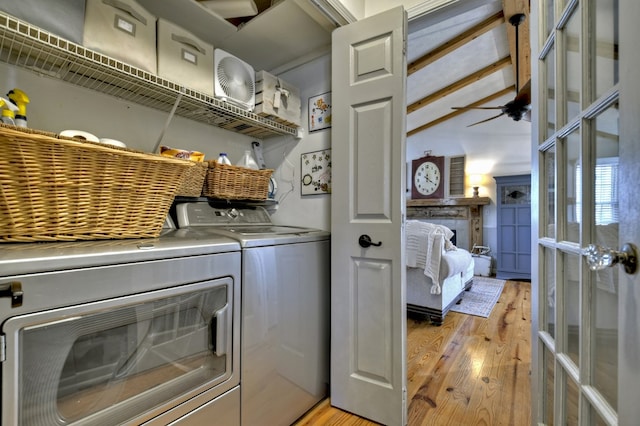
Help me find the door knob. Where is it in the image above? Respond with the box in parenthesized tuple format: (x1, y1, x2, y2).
(359, 235, 382, 248)
(582, 243, 638, 274)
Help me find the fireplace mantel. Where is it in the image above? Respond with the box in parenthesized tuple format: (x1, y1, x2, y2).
(406, 197, 491, 249)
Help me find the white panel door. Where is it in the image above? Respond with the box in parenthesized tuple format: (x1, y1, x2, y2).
(331, 6, 407, 426)
(531, 0, 640, 424)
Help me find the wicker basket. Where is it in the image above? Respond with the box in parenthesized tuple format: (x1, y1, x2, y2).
(203, 161, 273, 200)
(176, 161, 208, 197)
(0, 125, 194, 242)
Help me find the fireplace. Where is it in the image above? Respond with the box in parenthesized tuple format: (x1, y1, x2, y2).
(406, 197, 490, 251)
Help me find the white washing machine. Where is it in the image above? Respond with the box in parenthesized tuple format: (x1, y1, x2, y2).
(176, 201, 330, 426)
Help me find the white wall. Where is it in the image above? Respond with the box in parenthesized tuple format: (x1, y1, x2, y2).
(262, 54, 332, 231)
(0, 62, 256, 161)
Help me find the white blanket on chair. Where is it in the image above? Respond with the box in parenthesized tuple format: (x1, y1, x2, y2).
(405, 220, 456, 295)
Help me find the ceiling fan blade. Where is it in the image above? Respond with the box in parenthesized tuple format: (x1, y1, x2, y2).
(451, 105, 505, 111)
(466, 111, 506, 127)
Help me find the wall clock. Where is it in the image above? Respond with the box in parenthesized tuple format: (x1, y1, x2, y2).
(411, 155, 445, 199)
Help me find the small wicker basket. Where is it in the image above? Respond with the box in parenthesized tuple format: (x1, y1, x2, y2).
(176, 161, 208, 197)
(0, 125, 193, 242)
(203, 161, 273, 200)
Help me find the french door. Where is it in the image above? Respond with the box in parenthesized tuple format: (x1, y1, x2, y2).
(532, 0, 640, 424)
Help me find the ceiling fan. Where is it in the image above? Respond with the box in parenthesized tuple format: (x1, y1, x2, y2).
(452, 13, 531, 127)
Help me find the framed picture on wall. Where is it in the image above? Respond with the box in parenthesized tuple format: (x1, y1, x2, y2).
(301, 149, 332, 195)
(308, 92, 332, 132)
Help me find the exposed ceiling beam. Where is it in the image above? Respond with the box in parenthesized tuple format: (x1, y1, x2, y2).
(407, 56, 512, 114)
(407, 86, 515, 137)
(502, 0, 531, 91)
(407, 10, 505, 76)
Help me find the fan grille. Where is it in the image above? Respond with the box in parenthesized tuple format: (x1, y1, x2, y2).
(216, 57, 255, 104)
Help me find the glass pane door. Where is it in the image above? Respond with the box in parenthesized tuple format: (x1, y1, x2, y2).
(533, 0, 623, 424)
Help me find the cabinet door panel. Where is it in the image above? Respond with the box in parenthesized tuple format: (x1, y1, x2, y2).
(518, 226, 532, 250)
(500, 226, 517, 251)
(502, 208, 517, 224)
(502, 253, 517, 270)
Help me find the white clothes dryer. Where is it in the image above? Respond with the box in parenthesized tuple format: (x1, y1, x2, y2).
(0, 225, 242, 426)
(176, 201, 330, 426)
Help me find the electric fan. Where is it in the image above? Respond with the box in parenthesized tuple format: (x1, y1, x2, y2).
(213, 48, 256, 111)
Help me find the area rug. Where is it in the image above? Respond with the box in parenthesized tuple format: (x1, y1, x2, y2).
(450, 277, 506, 318)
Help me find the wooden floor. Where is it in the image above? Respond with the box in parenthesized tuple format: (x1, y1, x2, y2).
(295, 280, 531, 426)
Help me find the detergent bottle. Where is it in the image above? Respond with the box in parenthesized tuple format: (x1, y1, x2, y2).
(217, 153, 232, 165)
(7, 89, 29, 128)
(236, 150, 259, 170)
(0, 97, 18, 125)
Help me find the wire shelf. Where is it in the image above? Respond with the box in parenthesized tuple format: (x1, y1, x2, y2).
(0, 13, 298, 139)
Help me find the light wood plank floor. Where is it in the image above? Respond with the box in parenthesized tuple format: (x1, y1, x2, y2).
(295, 280, 531, 426)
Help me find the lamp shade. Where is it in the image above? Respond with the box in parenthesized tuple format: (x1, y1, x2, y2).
(469, 174, 485, 185)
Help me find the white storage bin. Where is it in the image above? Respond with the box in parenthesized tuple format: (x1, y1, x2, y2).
(83, 0, 157, 73)
(254, 70, 301, 127)
(157, 19, 214, 96)
(0, 0, 85, 44)
(473, 254, 492, 277)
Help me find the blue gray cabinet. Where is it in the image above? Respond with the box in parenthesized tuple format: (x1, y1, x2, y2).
(494, 174, 531, 280)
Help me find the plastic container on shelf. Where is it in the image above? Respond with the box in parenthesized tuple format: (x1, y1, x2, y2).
(217, 152, 232, 165)
(235, 150, 259, 170)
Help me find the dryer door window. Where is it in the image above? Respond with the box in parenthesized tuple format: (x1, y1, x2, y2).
(2, 279, 233, 426)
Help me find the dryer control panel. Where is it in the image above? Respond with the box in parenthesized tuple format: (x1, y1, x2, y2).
(176, 203, 271, 227)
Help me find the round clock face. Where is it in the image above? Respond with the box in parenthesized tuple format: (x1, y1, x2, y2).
(414, 161, 441, 195)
